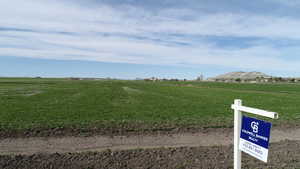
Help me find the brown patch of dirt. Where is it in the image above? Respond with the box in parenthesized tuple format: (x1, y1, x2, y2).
(0, 140, 299, 169)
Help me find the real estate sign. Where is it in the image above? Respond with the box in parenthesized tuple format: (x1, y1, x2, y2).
(239, 116, 272, 163)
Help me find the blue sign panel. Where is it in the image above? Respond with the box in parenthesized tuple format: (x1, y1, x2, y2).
(240, 116, 272, 149)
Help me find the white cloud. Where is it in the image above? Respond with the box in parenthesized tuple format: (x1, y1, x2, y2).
(0, 0, 300, 72)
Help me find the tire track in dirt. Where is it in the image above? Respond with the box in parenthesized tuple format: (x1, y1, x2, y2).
(1, 128, 299, 155)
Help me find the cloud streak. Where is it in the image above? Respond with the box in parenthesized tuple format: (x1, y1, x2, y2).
(1, 0, 300, 73)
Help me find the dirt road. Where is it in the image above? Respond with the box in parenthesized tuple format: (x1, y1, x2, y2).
(1, 128, 299, 155)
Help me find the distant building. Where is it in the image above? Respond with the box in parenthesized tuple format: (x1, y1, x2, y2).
(144, 77, 160, 81)
(196, 74, 204, 81)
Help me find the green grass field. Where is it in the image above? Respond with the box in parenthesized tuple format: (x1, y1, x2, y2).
(0, 78, 300, 131)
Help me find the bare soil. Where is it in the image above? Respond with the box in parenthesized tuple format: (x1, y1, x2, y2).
(0, 140, 299, 169)
(1, 128, 300, 155)
(0, 128, 299, 169)
(0, 130, 232, 155)
(1, 123, 298, 139)
(0, 125, 233, 139)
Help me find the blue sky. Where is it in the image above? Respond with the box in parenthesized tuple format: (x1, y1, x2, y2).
(1, 0, 300, 79)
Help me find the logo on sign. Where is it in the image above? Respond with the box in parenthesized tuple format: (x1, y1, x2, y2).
(251, 121, 259, 133)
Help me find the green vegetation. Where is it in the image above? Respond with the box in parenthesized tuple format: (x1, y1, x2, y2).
(0, 78, 300, 131)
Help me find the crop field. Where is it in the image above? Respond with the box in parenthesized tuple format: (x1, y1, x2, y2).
(1, 78, 300, 134)
(1, 78, 300, 169)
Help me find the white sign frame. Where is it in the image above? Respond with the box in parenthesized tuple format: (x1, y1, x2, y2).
(231, 99, 279, 169)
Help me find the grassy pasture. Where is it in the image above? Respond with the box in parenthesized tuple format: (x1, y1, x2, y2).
(0, 78, 300, 131)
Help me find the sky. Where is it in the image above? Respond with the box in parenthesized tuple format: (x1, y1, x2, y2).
(1, 0, 300, 79)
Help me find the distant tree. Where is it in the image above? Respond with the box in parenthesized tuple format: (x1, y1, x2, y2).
(291, 78, 296, 83)
(236, 78, 241, 82)
(274, 77, 283, 82)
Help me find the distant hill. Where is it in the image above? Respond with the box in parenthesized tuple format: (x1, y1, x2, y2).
(208, 71, 273, 82)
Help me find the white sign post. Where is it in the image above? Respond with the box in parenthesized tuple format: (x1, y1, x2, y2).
(231, 99, 279, 169)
